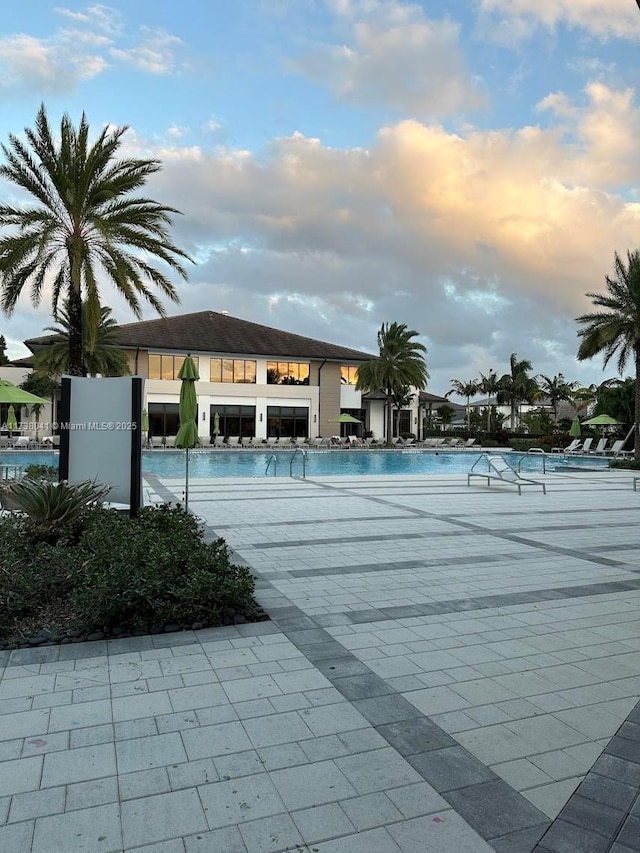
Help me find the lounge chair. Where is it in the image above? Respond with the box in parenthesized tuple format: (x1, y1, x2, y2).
(150, 436, 165, 449)
(461, 438, 478, 449)
(164, 436, 176, 448)
(573, 437, 592, 454)
(226, 436, 240, 448)
(592, 438, 608, 455)
(398, 437, 414, 447)
(250, 437, 264, 448)
(551, 439, 582, 454)
(444, 437, 461, 449)
(607, 440, 633, 458)
(277, 436, 292, 447)
(212, 435, 225, 448)
(241, 437, 252, 448)
(12, 436, 34, 449)
(468, 454, 546, 495)
(266, 436, 278, 447)
(294, 436, 309, 448)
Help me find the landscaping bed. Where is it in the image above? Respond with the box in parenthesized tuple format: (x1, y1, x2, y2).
(0, 500, 266, 650)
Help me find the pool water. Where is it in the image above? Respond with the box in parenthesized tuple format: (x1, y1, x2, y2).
(1, 449, 609, 478)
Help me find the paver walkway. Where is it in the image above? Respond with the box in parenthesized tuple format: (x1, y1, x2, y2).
(1, 466, 640, 851)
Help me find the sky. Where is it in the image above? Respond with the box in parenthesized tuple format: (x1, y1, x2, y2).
(1, 0, 639, 398)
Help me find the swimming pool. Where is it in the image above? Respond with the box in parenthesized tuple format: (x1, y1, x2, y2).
(1, 449, 610, 478)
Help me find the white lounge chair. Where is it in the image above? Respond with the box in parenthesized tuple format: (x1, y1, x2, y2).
(294, 436, 309, 448)
(551, 439, 581, 454)
(226, 436, 240, 448)
(607, 440, 633, 458)
(468, 454, 546, 495)
(250, 437, 264, 448)
(592, 438, 608, 455)
(277, 436, 292, 447)
(212, 435, 225, 448)
(575, 437, 592, 454)
(266, 436, 278, 447)
(240, 437, 252, 448)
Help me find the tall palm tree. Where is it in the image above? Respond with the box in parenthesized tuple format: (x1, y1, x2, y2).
(33, 300, 130, 377)
(356, 322, 429, 446)
(391, 386, 415, 438)
(577, 250, 640, 457)
(478, 370, 499, 431)
(0, 104, 191, 376)
(446, 379, 478, 433)
(536, 373, 577, 423)
(498, 353, 536, 430)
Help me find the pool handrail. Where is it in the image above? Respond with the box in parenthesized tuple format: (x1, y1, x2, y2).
(289, 447, 307, 479)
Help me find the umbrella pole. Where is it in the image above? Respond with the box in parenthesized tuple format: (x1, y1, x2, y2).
(185, 448, 189, 513)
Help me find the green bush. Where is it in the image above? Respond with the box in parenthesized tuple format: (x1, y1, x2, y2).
(0, 504, 258, 640)
(1, 478, 110, 543)
(610, 458, 640, 469)
(24, 464, 58, 481)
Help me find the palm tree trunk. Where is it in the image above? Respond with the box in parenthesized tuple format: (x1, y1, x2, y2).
(67, 289, 85, 376)
(386, 388, 393, 447)
(635, 347, 640, 459)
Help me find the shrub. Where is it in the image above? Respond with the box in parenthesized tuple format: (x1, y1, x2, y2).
(2, 479, 110, 543)
(24, 464, 58, 481)
(73, 505, 256, 629)
(610, 458, 640, 470)
(0, 504, 258, 641)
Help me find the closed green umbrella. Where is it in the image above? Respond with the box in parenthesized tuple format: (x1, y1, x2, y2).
(6, 404, 17, 437)
(142, 408, 149, 447)
(213, 411, 220, 437)
(569, 416, 581, 437)
(175, 355, 199, 512)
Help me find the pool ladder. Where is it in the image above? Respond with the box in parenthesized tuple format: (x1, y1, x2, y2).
(264, 449, 308, 479)
(290, 448, 307, 479)
(516, 448, 548, 474)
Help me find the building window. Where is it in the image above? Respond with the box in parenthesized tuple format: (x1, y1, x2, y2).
(266, 362, 310, 385)
(210, 405, 256, 438)
(266, 406, 308, 438)
(148, 403, 180, 437)
(148, 354, 199, 380)
(210, 358, 256, 383)
(341, 366, 359, 385)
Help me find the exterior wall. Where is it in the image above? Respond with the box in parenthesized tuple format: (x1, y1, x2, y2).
(128, 348, 369, 441)
(317, 362, 342, 437)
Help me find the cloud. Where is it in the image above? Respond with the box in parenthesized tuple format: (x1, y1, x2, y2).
(478, 0, 640, 42)
(0, 6, 184, 96)
(117, 81, 638, 390)
(110, 27, 184, 75)
(293, 0, 485, 117)
(54, 4, 123, 35)
(0, 33, 107, 95)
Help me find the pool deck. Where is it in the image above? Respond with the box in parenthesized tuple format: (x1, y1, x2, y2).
(1, 467, 640, 852)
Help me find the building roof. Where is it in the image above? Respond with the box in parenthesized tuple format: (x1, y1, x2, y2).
(24, 310, 373, 363)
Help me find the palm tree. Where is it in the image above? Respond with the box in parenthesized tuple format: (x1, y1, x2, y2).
(577, 250, 640, 458)
(356, 322, 429, 446)
(391, 386, 415, 438)
(0, 104, 191, 376)
(478, 370, 500, 431)
(33, 300, 130, 377)
(497, 354, 536, 430)
(446, 379, 478, 433)
(536, 373, 577, 423)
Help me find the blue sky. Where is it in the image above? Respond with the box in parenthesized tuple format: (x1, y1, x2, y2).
(1, 0, 640, 396)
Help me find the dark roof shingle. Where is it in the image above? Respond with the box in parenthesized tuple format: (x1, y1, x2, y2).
(25, 310, 373, 362)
